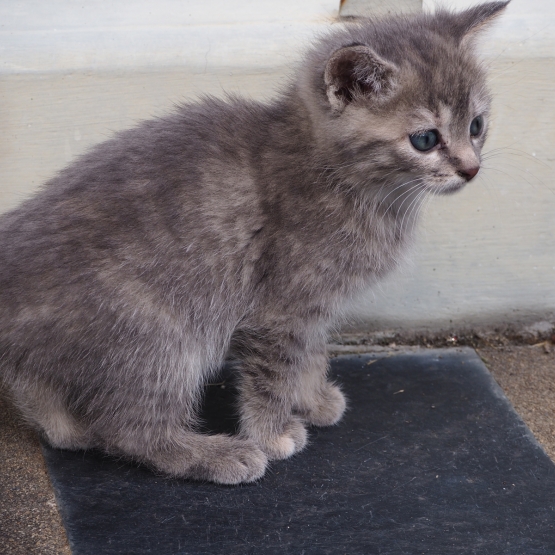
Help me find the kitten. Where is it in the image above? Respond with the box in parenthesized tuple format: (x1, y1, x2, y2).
(0, 2, 508, 484)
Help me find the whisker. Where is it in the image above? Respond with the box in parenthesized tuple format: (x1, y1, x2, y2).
(482, 164, 555, 195)
(399, 186, 428, 237)
(376, 176, 426, 210)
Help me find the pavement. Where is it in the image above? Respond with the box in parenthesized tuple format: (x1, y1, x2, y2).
(1, 343, 554, 555)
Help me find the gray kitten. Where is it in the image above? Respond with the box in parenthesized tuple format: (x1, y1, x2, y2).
(0, 3, 508, 484)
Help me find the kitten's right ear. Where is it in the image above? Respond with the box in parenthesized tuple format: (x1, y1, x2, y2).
(324, 45, 398, 114)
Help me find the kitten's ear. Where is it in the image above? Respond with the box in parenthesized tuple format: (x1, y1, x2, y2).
(324, 44, 398, 114)
(450, 1, 510, 44)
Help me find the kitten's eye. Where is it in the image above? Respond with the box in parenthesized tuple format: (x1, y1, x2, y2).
(470, 115, 484, 137)
(409, 130, 439, 152)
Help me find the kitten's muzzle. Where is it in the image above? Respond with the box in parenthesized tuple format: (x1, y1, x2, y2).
(457, 166, 480, 181)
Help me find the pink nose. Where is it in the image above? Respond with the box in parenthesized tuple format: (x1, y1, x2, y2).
(458, 166, 480, 181)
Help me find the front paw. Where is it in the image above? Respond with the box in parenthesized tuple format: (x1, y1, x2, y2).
(299, 382, 347, 427)
(250, 417, 308, 461)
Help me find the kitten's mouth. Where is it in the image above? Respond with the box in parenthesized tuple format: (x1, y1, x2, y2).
(429, 180, 467, 196)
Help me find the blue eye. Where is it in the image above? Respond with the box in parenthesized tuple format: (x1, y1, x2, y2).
(470, 115, 483, 137)
(409, 130, 439, 152)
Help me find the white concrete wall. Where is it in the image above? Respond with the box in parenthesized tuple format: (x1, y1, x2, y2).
(1, 0, 554, 331)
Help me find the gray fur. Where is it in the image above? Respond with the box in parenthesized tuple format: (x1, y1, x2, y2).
(0, 3, 508, 484)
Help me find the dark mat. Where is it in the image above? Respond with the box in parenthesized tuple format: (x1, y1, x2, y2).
(42, 348, 555, 555)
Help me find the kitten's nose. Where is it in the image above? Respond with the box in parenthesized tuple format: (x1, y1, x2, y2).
(458, 166, 480, 181)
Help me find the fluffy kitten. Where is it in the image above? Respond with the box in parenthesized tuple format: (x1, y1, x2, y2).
(0, 2, 508, 484)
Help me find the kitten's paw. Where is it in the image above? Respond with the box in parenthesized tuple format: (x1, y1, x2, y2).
(299, 383, 347, 427)
(257, 417, 308, 461)
(152, 435, 268, 485)
(199, 438, 268, 485)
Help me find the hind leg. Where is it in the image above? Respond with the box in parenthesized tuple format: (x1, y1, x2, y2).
(83, 376, 269, 484)
(101, 403, 268, 484)
(15, 381, 268, 484)
(136, 431, 268, 484)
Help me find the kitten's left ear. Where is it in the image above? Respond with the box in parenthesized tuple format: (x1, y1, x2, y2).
(324, 44, 398, 114)
(451, 1, 510, 43)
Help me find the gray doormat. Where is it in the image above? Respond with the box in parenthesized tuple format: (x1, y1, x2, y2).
(42, 348, 555, 554)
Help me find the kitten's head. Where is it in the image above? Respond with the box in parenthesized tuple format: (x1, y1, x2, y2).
(300, 1, 509, 197)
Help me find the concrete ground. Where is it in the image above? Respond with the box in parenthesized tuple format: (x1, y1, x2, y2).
(1, 343, 554, 555)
